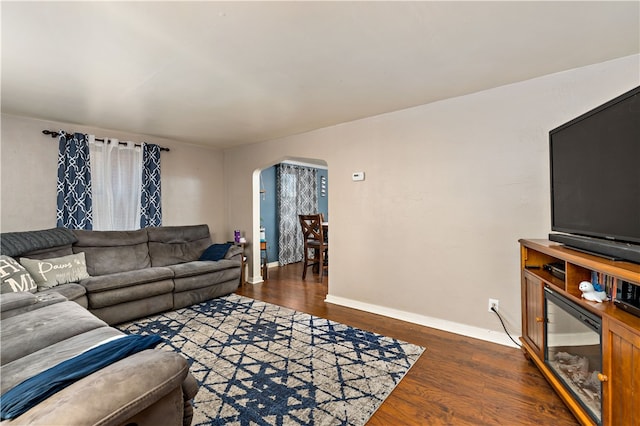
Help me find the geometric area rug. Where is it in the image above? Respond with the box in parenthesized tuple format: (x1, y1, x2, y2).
(117, 294, 425, 426)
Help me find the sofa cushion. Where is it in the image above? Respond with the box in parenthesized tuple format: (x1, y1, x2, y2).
(90, 294, 174, 325)
(147, 225, 212, 267)
(39, 283, 86, 303)
(173, 278, 239, 309)
(0, 228, 77, 258)
(0, 292, 68, 320)
(0, 327, 123, 394)
(0, 291, 38, 313)
(20, 244, 74, 260)
(80, 267, 174, 293)
(20, 253, 89, 290)
(168, 259, 241, 279)
(172, 267, 241, 294)
(87, 280, 175, 309)
(0, 255, 37, 294)
(0, 301, 107, 365)
(2, 350, 189, 426)
(73, 229, 150, 275)
(1, 334, 164, 420)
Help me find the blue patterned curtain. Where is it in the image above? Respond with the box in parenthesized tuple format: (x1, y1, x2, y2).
(56, 133, 93, 229)
(140, 143, 162, 228)
(277, 164, 317, 265)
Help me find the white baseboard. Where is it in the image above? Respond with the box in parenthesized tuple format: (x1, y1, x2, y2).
(246, 262, 277, 283)
(324, 294, 519, 348)
(246, 275, 264, 285)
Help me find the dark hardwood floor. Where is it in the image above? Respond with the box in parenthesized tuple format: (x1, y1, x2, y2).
(236, 263, 579, 425)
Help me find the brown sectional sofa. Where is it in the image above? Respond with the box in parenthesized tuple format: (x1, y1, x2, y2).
(0, 224, 243, 425)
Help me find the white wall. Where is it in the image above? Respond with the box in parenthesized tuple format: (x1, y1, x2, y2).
(0, 114, 229, 241)
(223, 55, 639, 345)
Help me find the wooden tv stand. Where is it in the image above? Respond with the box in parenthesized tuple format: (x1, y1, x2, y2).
(519, 239, 640, 426)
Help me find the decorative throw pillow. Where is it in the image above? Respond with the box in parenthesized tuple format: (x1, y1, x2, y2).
(20, 252, 90, 290)
(0, 255, 37, 294)
(199, 243, 232, 262)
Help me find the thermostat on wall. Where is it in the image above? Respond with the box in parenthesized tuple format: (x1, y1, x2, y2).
(352, 172, 365, 181)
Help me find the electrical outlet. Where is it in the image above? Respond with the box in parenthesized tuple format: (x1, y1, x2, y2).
(488, 298, 499, 313)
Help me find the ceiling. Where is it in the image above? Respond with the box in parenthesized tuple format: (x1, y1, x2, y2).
(2, 2, 639, 149)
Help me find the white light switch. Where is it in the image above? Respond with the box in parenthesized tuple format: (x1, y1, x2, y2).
(352, 172, 365, 181)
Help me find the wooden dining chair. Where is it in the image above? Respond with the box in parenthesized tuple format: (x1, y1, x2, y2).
(298, 214, 328, 280)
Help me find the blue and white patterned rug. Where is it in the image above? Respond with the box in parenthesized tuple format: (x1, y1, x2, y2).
(117, 294, 425, 426)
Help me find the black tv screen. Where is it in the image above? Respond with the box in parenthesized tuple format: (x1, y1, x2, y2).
(550, 86, 640, 245)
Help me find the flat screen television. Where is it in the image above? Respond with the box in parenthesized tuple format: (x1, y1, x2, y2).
(549, 85, 640, 264)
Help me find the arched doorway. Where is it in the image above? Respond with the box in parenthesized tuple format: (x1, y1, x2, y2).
(249, 157, 328, 284)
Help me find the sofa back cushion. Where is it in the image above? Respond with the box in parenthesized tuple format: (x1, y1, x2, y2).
(72, 229, 150, 276)
(147, 225, 212, 267)
(21, 245, 75, 260)
(0, 228, 76, 258)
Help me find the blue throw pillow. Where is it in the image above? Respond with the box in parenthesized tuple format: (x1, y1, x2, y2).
(199, 243, 232, 261)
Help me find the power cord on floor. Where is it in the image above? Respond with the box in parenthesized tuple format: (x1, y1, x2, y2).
(491, 306, 522, 348)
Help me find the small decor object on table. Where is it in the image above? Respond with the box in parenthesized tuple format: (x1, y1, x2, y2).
(579, 281, 609, 303)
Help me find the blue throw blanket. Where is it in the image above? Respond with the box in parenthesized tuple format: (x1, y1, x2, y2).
(0, 334, 163, 420)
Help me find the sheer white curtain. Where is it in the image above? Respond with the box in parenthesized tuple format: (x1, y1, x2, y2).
(89, 136, 142, 231)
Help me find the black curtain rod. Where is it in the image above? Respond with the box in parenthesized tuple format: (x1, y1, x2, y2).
(42, 130, 170, 152)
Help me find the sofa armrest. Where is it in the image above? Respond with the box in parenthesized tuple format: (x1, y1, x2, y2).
(1, 350, 190, 426)
(225, 245, 244, 262)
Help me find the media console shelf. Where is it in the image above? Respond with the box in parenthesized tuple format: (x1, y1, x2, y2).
(519, 239, 640, 426)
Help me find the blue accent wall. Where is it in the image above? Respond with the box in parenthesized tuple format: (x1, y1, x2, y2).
(260, 165, 328, 263)
(260, 166, 278, 263)
(318, 168, 328, 221)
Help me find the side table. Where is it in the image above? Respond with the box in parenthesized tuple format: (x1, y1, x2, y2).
(260, 241, 268, 280)
(229, 242, 246, 285)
